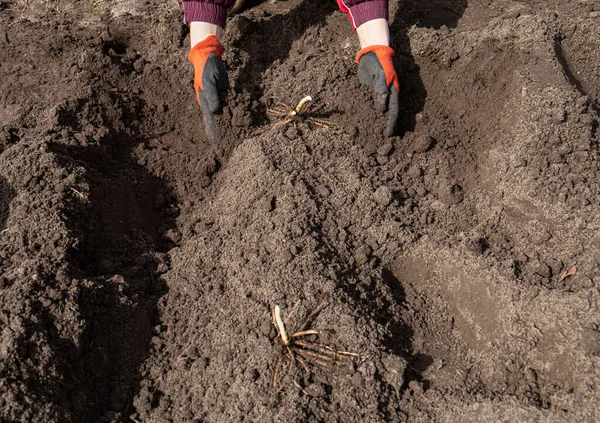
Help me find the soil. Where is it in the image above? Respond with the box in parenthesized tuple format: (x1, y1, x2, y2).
(1, 0, 600, 422)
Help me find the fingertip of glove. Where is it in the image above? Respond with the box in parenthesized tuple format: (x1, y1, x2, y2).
(198, 85, 222, 114)
(385, 86, 399, 137)
(208, 102, 220, 115)
(374, 91, 388, 111)
(384, 116, 397, 137)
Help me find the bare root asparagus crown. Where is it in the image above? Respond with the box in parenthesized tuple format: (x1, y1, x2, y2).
(270, 301, 363, 393)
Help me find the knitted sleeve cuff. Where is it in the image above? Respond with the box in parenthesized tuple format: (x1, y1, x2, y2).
(345, 0, 388, 29)
(183, 2, 228, 27)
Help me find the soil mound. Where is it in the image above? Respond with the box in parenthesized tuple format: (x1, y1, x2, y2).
(134, 128, 411, 422)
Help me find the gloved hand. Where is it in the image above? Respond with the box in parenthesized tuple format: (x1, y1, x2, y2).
(356, 45, 399, 137)
(188, 35, 229, 144)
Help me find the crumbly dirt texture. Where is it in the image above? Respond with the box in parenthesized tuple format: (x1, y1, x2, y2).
(1, 0, 600, 422)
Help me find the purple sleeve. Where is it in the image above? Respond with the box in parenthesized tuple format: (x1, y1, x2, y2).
(181, 0, 237, 27)
(337, 0, 388, 29)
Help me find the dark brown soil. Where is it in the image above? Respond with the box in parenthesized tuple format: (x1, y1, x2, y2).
(1, 0, 600, 422)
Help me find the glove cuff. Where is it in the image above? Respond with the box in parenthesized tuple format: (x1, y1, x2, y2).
(355, 44, 393, 63)
(188, 35, 224, 63)
(188, 35, 224, 96)
(356, 45, 400, 93)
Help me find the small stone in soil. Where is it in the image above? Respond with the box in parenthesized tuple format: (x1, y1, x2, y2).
(407, 166, 423, 180)
(285, 125, 298, 140)
(413, 134, 434, 153)
(317, 185, 331, 197)
(358, 361, 377, 379)
(415, 112, 428, 124)
(374, 185, 392, 206)
(382, 355, 406, 390)
(377, 142, 393, 157)
(355, 244, 373, 265)
(376, 155, 389, 165)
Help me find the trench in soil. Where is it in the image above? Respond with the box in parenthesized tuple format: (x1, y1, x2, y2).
(49, 106, 176, 418)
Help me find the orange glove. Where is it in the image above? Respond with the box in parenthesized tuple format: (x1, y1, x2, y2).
(188, 35, 228, 143)
(356, 45, 400, 137)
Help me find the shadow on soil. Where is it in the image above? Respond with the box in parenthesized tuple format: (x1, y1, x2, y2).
(381, 268, 434, 391)
(553, 36, 600, 115)
(391, 0, 467, 133)
(337, 261, 432, 395)
(50, 131, 175, 421)
(0, 176, 15, 230)
(386, 0, 466, 389)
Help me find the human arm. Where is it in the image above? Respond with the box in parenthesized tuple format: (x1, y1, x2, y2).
(338, 1, 399, 137)
(182, 1, 235, 144)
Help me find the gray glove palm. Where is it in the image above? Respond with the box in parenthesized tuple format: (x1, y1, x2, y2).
(357, 46, 399, 137)
(189, 36, 229, 145)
